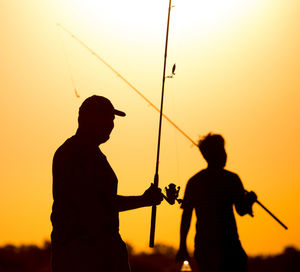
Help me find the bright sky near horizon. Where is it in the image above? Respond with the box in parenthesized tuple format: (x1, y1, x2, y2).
(0, 0, 299, 256)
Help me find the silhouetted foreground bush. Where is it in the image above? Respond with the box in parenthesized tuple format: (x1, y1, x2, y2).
(0, 242, 299, 272)
(248, 246, 300, 272)
(0, 242, 51, 272)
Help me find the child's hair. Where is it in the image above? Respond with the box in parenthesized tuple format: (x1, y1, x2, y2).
(198, 133, 225, 162)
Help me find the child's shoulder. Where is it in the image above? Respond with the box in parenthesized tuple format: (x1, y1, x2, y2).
(188, 169, 207, 183)
(222, 169, 241, 180)
(190, 168, 240, 180)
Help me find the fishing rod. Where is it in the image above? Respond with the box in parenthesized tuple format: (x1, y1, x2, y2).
(56, 23, 197, 147)
(149, 0, 173, 248)
(255, 200, 288, 230)
(245, 190, 288, 230)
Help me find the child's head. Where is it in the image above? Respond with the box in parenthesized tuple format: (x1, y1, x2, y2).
(198, 133, 227, 168)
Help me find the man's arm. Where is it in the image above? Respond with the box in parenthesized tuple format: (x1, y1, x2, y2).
(176, 207, 193, 261)
(116, 195, 147, 211)
(116, 184, 163, 212)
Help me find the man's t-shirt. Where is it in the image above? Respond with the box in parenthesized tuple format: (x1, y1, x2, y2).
(51, 134, 119, 245)
(182, 168, 245, 252)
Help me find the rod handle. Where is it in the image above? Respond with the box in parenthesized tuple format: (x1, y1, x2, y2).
(149, 174, 159, 247)
(149, 205, 157, 247)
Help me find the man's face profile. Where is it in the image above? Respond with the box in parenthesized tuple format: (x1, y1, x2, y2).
(79, 112, 115, 144)
(94, 114, 115, 143)
(91, 113, 115, 143)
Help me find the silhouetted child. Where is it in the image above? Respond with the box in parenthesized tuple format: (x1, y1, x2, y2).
(176, 133, 256, 272)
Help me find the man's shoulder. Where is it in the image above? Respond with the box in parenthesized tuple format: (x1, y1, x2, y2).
(53, 136, 80, 162)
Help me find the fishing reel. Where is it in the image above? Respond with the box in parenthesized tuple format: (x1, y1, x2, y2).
(163, 183, 182, 205)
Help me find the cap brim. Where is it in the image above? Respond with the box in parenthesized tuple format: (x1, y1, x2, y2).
(114, 109, 126, 117)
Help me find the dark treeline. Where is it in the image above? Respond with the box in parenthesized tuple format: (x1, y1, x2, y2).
(0, 242, 299, 272)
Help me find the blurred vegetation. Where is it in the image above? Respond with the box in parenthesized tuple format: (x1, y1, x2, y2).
(0, 241, 299, 272)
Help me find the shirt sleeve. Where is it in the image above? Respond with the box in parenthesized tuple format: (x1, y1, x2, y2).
(232, 174, 251, 215)
(181, 179, 195, 210)
(232, 174, 245, 202)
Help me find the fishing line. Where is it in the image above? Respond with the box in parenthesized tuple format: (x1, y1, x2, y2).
(56, 25, 80, 98)
(56, 23, 197, 146)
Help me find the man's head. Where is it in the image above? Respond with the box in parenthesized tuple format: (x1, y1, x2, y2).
(198, 133, 227, 168)
(78, 95, 126, 144)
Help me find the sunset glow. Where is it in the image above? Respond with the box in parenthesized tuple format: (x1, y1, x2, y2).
(0, 0, 299, 257)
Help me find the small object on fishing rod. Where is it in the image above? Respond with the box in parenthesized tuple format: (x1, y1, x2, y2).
(180, 260, 192, 272)
(166, 63, 176, 78)
(172, 63, 176, 75)
(74, 88, 80, 98)
(163, 183, 182, 205)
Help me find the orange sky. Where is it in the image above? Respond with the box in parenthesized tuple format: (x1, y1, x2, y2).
(0, 0, 299, 256)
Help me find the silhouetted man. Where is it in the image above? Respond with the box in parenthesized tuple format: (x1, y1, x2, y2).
(51, 95, 163, 272)
(176, 133, 257, 272)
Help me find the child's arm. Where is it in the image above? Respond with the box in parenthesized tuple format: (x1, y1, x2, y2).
(176, 207, 193, 261)
(235, 190, 257, 216)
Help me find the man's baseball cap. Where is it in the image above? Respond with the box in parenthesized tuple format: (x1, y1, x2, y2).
(79, 95, 126, 118)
